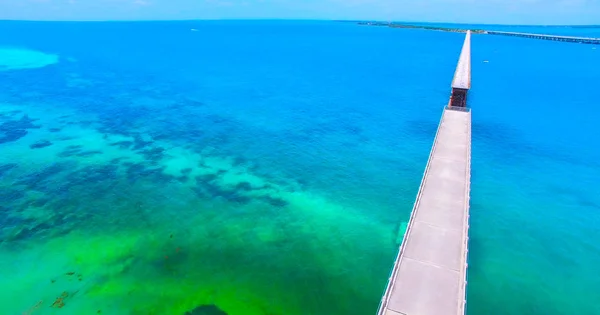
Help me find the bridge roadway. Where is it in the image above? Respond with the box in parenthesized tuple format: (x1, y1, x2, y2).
(452, 31, 471, 90)
(377, 31, 472, 315)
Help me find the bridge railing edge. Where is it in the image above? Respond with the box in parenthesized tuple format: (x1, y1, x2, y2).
(458, 109, 472, 315)
(376, 105, 449, 315)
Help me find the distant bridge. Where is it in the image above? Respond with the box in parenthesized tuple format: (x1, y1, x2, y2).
(354, 21, 600, 45)
(486, 31, 600, 44)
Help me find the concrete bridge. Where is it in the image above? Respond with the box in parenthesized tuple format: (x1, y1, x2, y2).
(486, 30, 600, 44)
(377, 31, 472, 315)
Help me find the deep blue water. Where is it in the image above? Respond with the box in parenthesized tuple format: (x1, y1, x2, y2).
(0, 20, 599, 315)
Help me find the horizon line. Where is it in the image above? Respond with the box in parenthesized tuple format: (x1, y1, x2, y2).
(0, 18, 599, 27)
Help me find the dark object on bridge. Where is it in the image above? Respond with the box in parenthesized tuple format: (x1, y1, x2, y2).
(450, 88, 468, 108)
(185, 304, 227, 315)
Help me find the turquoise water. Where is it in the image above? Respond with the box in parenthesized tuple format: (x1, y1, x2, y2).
(0, 20, 599, 314)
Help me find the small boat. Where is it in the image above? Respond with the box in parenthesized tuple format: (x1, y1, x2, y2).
(483, 60, 489, 63)
(191, 28, 198, 32)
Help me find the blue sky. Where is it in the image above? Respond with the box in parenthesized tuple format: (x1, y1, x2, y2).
(0, 0, 599, 25)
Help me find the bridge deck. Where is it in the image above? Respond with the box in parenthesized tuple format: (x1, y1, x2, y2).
(378, 108, 471, 315)
(451, 31, 471, 90)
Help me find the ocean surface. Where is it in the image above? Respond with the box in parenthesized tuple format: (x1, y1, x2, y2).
(0, 20, 599, 315)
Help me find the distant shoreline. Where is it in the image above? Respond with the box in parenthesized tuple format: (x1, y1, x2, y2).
(355, 21, 487, 34)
